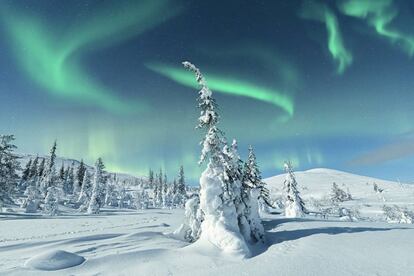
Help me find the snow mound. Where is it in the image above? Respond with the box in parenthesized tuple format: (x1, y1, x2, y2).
(24, 250, 85, 271)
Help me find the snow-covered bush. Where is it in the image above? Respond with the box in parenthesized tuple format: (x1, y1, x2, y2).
(382, 205, 413, 224)
(174, 195, 204, 242)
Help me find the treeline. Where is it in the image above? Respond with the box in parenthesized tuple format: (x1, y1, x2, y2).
(0, 135, 187, 215)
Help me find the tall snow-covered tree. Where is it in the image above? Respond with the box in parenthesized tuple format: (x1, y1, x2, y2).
(87, 158, 106, 214)
(0, 135, 20, 204)
(182, 61, 250, 256)
(283, 161, 305, 218)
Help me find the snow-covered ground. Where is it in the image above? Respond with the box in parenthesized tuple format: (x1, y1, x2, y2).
(1, 168, 414, 275)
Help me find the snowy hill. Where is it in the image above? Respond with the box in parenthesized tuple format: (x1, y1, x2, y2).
(264, 168, 414, 218)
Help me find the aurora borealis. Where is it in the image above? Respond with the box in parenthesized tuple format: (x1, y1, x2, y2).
(1, 0, 414, 183)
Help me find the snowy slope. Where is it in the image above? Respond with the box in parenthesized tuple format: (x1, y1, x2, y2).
(264, 168, 414, 217)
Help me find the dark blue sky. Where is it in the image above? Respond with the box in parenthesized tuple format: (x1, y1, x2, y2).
(1, 0, 414, 183)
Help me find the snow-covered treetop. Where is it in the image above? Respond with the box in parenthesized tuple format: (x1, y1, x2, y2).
(183, 61, 224, 165)
(182, 61, 218, 130)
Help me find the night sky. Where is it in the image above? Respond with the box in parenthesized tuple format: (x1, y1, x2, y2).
(1, 0, 414, 183)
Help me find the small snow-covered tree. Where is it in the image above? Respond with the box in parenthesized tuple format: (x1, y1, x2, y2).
(177, 166, 187, 204)
(75, 159, 86, 194)
(44, 186, 60, 216)
(283, 161, 305, 218)
(148, 169, 154, 189)
(241, 145, 265, 242)
(105, 182, 119, 207)
(135, 189, 150, 209)
(0, 135, 20, 204)
(63, 163, 75, 195)
(174, 195, 204, 242)
(40, 141, 57, 194)
(20, 158, 32, 191)
(78, 171, 92, 211)
(330, 182, 352, 203)
(182, 61, 250, 256)
(37, 158, 45, 179)
(87, 158, 106, 214)
(29, 156, 39, 179)
(21, 185, 41, 213)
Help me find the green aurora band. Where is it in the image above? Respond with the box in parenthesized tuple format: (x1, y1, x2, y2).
(146, 63, 295, 118)
(0, 0, 181, 113)
(339, 0, 414, 56)
(300, 1, 353, 74)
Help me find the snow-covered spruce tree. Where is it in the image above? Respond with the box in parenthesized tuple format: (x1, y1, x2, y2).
(20, 158, 32, 191)
(87, 158, 106, 214)
(222, 139, 253, 243)
(283, 161, 305, 218)
(37, 158, 45, 178)
(105, 181, 119, 207)
(0, 135, 21, 205)
(40, 141, 58, 195)
(77, 171, 92, 211)
(29, 156, 39, 179)
(43, 186, 60, 216)
(135, 189, 150, 209)
(182, 61, 250, 256)
(330, 182, 352, 203)
(154, 169, 163, 207)
(63, 163, 75, 195)
(21, 185, 41, 213)
(241, 145, 265, 242)
(74, 160, 86, 195)
(148, 169, 154, 189)
(175, 165, 187, 207)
